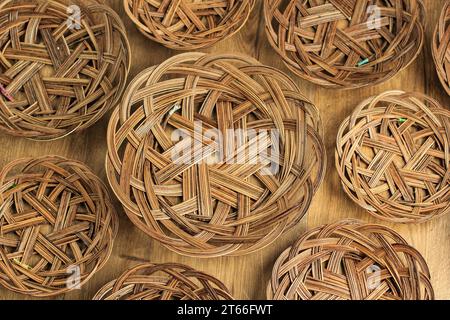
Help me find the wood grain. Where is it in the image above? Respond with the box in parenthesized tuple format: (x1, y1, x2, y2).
(0, 0, 448, 300)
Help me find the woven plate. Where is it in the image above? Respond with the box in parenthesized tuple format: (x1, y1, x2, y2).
(268, 220, 435, 300)
(124, 0, 255, 50)
(432, 0, 450, 95)
(0, 0, 130, 140)
(106, 52, 326, 257)
(264, 0, 425, 89)
(336, 91, 450, 224)
(93, 262, 233, 300)
(0, 156, 118, 297)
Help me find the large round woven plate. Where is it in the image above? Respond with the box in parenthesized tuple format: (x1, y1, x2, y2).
(106, 52, 326, 257)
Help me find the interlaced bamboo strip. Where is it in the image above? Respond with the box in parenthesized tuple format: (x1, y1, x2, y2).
(336, 91, 450, 224)
(0, 156, 118, 297)
(124, 0, 255, 50)
(106, 52, 326, 257)
(432, 0, 450, 95)
(0, 0, 131, 140)
(264, 0, 425, 89)
(267, 220, 435, 300)
(93, 262, 233, 300)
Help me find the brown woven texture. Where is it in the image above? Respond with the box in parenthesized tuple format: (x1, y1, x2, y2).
(336, 91, 450, 224)
(0, 156, 118, 297)
(267, 220, 435, 300)
(93, 262, 233, 300)
(0, 0, 131, 140)
(124, 0, 255, 50)
(106, 52, 326, 257)
(432, 0, 450, 95)
(264, 0, 425, 89)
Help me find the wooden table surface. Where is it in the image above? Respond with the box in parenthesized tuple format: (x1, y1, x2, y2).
(1, 0, 449, 300)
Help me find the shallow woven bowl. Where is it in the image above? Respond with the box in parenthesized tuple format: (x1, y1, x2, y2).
(432, 1, 450, 95)
(106, 52, 326, 257)
(0, 0, 130, 140)
(336, 91, 450, 224)
(93, 262, 233, 300)
(0, 156, 118, 297)
(124, 0, 255, 50)
(268, 220, 435, 300)
(264, 0, 425, 89)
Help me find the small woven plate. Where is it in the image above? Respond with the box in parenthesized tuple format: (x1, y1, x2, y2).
(268, 220, 435, 300)
(93, 262, 233, 300)
(0, 0, 131, 140)
(124, 0, 255, 50)
(0, 156, 118, 297)
(106, 52, 326, 257)
(264, 0, 425, 89)
(336, 91, 449, 224)
(432, 0, 450, 95)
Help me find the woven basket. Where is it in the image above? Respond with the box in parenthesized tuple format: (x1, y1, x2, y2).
(264, 0, 425, 89)
(432, 1, 450, 95)
(124, 0, 255, 50)
(336, 91, 450, 224)
(106, 52, 326, 257)
(0, 156, 118, 297)
(0, 0, 130, 140)
(267, 220, 435, 300)
(93, 262, 233, 300)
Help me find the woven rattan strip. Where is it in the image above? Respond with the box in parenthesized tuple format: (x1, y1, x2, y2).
(336, 91, 450, 224)
(0, 156, 118, 297)
(93, 262, 233, 300)
(124, 0, 255, 50)
(432, 0, 450, 95)
(0, 0, 130, 140)
(264, 0, 425, 89)
(106, 52, 326, 257)
(267, 220, 435, 300)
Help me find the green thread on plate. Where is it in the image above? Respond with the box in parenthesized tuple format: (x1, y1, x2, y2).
(357, 58, 369, 66)
(8, 183, 17, 190)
